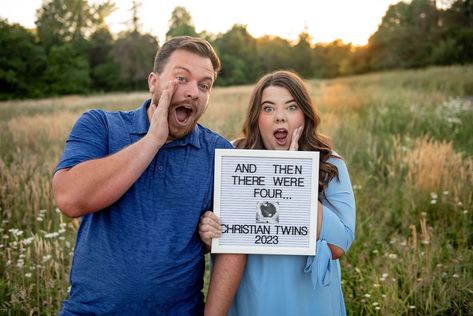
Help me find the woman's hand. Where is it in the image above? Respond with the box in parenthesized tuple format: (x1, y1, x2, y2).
(289, 126, 303, 151)
(199, 211, 222, 248)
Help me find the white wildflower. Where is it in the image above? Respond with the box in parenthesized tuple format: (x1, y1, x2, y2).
(22, 237, 34, 246)
(42, 255, 52, 262)
(44, 232, 59, 239)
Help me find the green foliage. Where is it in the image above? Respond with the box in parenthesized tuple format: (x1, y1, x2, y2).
(165, 6, 198, 39)
(89, 27, 121, 91)
(0, 20, 46, 99)
(111, 31, 158, 90)
(256, 36, 293, 73)
(44, 44, 91, 95)
(291, 32, 313, 77)
(213, 24, 261, 86)
(36, 0, 93, 50)
(1, 0, 472, 99)
(312, 40, 353, 78)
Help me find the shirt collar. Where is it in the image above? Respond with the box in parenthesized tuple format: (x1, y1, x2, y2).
(130, 99, 151, 134)
(130, 99, 201, 149)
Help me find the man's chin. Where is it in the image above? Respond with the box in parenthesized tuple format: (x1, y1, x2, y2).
(168, 124, 196, 140)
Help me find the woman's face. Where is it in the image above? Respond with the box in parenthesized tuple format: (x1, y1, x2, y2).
(257, 85, 305, 150)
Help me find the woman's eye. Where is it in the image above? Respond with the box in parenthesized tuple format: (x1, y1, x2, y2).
(288, 104, 298, 111)
(262, 106, 273, 113)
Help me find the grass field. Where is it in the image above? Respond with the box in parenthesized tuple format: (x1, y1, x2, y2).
(0, 65, 472, 315)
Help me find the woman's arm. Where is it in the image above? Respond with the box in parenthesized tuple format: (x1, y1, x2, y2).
(318, 157, 356, 256)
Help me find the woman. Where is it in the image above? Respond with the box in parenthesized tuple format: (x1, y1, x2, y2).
(202, 70, 356, 315)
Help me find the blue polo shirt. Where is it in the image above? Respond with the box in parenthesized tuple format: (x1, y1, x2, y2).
(56, 99, 232, 315)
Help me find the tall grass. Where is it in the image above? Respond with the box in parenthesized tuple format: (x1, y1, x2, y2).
(0, 65, 472, 315)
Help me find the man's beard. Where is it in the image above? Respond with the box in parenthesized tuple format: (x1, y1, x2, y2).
(167, 114, 199, 140)
(150, 94, 204, 140)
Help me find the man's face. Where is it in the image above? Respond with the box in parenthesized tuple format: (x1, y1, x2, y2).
(148, 49, 215, 140)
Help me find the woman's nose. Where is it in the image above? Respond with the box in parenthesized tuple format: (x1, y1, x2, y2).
(275, 111, 287, 122)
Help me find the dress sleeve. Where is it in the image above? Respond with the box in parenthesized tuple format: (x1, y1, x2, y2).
(304, 157, 356, 288)
(55, 110, 109, 173)
(319, 157, 356, 252)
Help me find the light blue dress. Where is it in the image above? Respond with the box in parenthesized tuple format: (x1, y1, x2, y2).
(228, 157, 356, 316)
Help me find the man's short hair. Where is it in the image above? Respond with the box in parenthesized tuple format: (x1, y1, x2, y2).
(153, 36, 221, 80)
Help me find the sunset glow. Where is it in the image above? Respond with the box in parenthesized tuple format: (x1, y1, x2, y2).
(1, 0, 401, 45)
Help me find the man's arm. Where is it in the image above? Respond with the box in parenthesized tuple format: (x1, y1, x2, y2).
(53, 81, 176, 218)
(204, 254, 246, 316)
(53, 135, 162, 218)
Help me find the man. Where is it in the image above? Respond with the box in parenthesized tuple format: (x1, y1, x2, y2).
(53, 36, 244, 315)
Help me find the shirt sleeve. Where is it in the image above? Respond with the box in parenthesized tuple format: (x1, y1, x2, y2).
(319, 157, 356, 253)
(55, 110, 109, 173)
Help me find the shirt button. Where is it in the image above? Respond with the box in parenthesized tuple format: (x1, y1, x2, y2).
(158, 166, 163, 171)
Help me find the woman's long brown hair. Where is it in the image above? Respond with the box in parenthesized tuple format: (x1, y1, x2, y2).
(234, 70, 339, 197)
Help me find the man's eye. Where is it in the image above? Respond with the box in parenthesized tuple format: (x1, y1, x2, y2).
(176, 76, 187, 82)
(199, 83, 210, 91)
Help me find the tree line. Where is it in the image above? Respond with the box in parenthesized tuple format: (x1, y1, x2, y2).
(0, 0, 471, 100)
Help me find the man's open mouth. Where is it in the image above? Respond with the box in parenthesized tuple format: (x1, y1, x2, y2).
(174, 104, 193, 124)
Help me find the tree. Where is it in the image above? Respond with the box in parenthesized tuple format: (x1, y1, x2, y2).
(312, 40, 352, 78)
(368, 0, 440, 70)
(43, 44, 91, 95)
(89, 27, 120, 91)
(291, 31, 313, 78)
(111, 31, 158, 90)
(35, 0, 115, 50)
(256, 36, 293, 73)
(166, 6, 197, 39)
(213, 24, 261, 86)
(0, 19, 46, 99)
(432, 0, 473, 64)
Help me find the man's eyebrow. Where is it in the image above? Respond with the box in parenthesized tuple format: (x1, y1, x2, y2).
(173, 66, 214, 82)
(173, 66, 191, 74)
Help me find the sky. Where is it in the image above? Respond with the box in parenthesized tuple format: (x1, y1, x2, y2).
(0, 0, 402, 45)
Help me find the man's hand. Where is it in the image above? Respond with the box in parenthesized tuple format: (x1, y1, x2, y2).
(146, 80, 177, 146)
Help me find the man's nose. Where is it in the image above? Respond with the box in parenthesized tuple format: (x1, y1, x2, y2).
(183, 82, 199, 100)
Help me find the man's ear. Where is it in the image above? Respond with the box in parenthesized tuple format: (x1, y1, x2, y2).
(148, 72, 158, 93)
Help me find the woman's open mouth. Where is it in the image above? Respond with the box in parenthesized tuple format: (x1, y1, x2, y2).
(273, 128, 288, 146)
